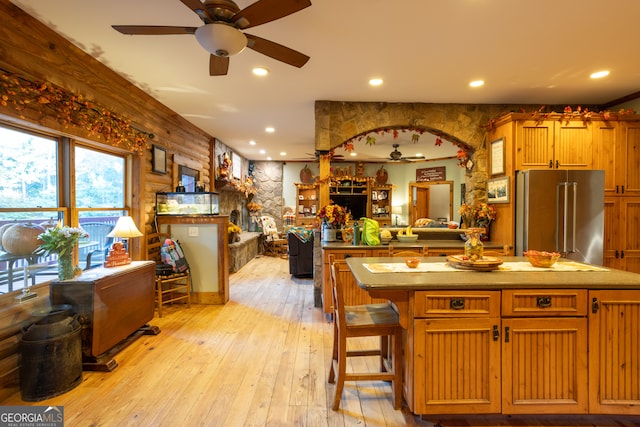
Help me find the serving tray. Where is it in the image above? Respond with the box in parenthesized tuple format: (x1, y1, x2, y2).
(447, 254, 503, 271)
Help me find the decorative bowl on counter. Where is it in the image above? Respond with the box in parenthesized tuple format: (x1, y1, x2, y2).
(524, 250, 561, 268)
(396, 235, 418, 243)
(405, 257, 420, 268)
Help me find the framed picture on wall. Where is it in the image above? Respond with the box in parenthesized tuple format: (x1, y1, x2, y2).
(490, 137, 505, 176)
(232, 152, 241, 179)
(152, 145, 166, 174)
(487, 176, 510, 203)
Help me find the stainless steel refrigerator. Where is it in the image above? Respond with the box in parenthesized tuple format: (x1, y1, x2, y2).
(515, 169, 605, 265)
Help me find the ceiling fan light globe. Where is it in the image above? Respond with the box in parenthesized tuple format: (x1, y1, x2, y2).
(195, 23, 247, 57)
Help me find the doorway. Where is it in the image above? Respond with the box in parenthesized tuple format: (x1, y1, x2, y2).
(409, 181, 453, 225)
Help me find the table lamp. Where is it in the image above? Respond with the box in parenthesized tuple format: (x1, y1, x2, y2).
(105, 216, 143, 267)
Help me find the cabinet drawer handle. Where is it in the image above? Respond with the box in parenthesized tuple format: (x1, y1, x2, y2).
(504, 326, 510, 343)
(449, 298, 465, 310)
(493, 325, 499, 341)
(536, 296, 552, 308)
(622, 185, 625, 194)
(556, 160, 560, 169)
(549, 160, 553, 168)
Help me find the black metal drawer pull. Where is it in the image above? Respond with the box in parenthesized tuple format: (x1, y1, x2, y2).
(536, 296, 552, 308)
(449, 298, 465, 310)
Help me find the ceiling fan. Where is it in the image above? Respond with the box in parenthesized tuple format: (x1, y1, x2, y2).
(112, 0, 311, 76)
(298, 150, 344, 161)
(388, 144, 425, 162)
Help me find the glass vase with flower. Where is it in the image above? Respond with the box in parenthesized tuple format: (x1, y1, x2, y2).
(35, 223, 88, 280)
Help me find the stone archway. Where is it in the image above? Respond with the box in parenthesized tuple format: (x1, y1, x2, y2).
(314, 101, 512, 204)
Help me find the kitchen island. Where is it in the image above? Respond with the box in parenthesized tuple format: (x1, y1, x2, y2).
(346, 256, 640, 417)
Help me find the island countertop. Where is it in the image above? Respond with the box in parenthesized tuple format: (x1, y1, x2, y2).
(347, 256, 640, 291)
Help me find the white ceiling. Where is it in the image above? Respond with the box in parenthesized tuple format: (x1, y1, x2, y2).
(9, 0, 640, 162)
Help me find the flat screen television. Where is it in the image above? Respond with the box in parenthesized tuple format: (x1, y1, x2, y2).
(329, 194, 367, 221)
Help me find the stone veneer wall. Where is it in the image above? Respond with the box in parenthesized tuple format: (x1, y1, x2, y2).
(314, 101, 533, 203)
(250, 161, 285, 231)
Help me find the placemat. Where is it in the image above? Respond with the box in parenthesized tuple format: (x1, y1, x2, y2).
(362, 261, 608, 274)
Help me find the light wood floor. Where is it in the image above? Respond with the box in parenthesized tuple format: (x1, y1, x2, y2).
(2, 256, 639, 427)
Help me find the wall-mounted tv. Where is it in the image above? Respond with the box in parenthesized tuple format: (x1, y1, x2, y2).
(329, 194, 367, 221)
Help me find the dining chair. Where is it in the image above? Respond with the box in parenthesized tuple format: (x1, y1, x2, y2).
(328, 261, 403, 410)
(482, 244, 511, 257)
(388, 244, 428, 257)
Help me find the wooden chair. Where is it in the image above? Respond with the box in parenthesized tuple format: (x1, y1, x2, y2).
(328, 261, 403, 410)
(388, 244, 428, 257)
(147, 231, 191, 317)
(260, 215, 288, 258)
(79, 222, 115, 270)
(483, 244, 511, 257)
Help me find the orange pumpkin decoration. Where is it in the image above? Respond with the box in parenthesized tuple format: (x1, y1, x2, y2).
(299, 165, 313, 183)
(375, 166, 388, 185)
(1, 223, 45, 255)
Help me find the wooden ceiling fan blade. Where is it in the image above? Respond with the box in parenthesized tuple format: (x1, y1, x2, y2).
(209, 55, 229, 76)
(112, 25, 197, 35)
(232, 0, 311, 29)
(245, 33, 309, 68)
(180, 0, 215, 23)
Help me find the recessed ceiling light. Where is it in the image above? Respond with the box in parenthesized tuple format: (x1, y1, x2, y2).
(415, 153, 423, 157)
(259, 149, 266, 155)
(350, 152, 357, 157)
(266, 157, 272, 161)
(369, 78, 383, 86)
(249, 140, 256, 146)
(590, 70, 610, 79)
(252, 67, 269, 76)
(469, 80, 485, 88)
(280, 151, 287, 156)
(265, 126, 275, 133)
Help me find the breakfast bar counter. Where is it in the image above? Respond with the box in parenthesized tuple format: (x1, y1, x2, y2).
(345, 256, 640, 417)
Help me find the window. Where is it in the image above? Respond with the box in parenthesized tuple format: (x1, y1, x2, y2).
(0, 124, 131, 293)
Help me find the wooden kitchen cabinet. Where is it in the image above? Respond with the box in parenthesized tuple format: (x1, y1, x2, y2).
(295, 183, 318, 226)
(589, 290, 640, 414)
(515, 119, 592, 170)
(593, 120, 640, 197)
(412, 291, 501, 414)
(603, 197, 640, 273)
(370, 184, 393, 226)
(501, 289, 589, 414)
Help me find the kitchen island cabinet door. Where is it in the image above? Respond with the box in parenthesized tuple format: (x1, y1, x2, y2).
(589, 290, 640, 415)
(413, 318, 501, 414)
(501, 317, 588, 414)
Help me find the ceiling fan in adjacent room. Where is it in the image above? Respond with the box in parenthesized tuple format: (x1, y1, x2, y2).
(112, 0, 311, 76)
(387, 144, 425, 162)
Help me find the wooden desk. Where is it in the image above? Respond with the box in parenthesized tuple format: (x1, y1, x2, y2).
(347, 257, 640, 417)
(50, 261, 158, 371)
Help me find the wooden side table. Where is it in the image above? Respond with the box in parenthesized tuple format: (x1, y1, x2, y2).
(50, 261, 159, 371)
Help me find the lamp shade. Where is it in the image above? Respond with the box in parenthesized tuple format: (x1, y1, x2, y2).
(195, 23, 247, 57)
(107, 216, 143, 239)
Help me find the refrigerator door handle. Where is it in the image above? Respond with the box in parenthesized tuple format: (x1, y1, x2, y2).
(557, 182, 569, 253)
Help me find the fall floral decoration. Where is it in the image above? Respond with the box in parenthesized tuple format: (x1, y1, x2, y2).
(483, 105, 638, 131)
(247, 202, 261, 212)
(0, 71, 148, 155)
(317, 204, 350, 228)
(458, 202, 496, 229)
